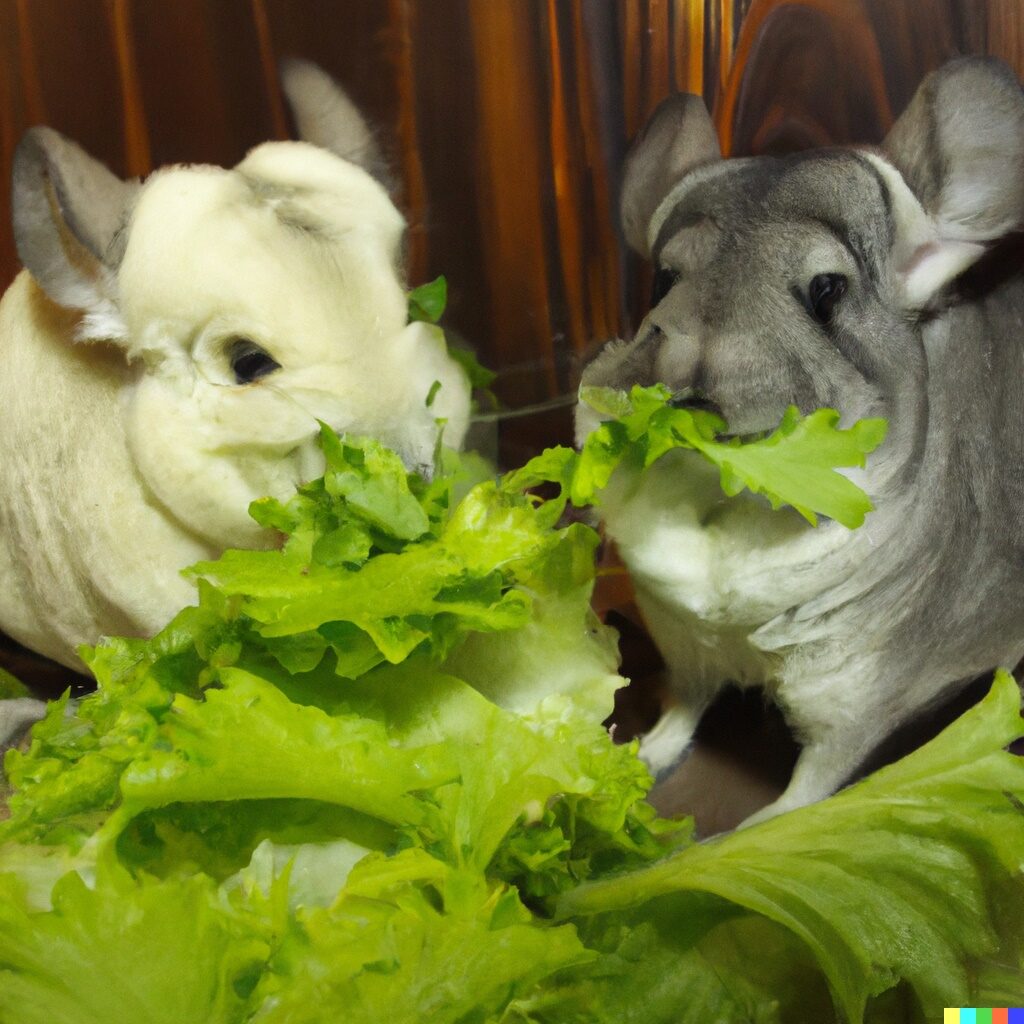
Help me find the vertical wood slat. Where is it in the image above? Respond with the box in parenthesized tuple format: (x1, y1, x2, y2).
(717, 0, 734, 104)
(645, 0, 672, 122)
(620, 2, 644, 141)
(571, 2, 626, 347)
(387, 0, 430, 285)
(250, 0, 289, 142)
(13, 0, 44, 124)
(546, 0, 589, 363)
(466, 0, 558, 402)
(673, 0, 704, 96)
(128, 0, 272, 169)
(0, 2, 24, 292)
(541, 0, 623, 366)
(401, 0, 485, 367)
(14, 0, 129, 172)
(106, 0, 150, 177)
(702, 0, 723, 110)
(988, 0, 1023, 71)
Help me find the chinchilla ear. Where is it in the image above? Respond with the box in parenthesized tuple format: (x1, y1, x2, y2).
(12, 126, 138, 336)
(621, 93, 721, 258)
(883, 57, 1024, 306)
(279, 58, 390, 185)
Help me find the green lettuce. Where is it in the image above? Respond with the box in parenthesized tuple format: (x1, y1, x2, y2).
(0, 391, 1021, 1024)
(408, 274, 497, 397)
(507, 384, 888, 528)
(407, 276, 449, 325)
(0, 668, 29, 699)
(550, 672, 1024, 1022)
(0, 869, 267, 1024)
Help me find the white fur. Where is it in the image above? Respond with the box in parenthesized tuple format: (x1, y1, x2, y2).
(600, 451, 864, 689)
(0, 141, 470, 669)
(600, 450, 901, 823)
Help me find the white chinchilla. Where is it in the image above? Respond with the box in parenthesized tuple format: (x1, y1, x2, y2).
(0, 60, 470, 671)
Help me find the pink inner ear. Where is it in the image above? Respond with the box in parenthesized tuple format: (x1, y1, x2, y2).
(900, 238, 986, 309)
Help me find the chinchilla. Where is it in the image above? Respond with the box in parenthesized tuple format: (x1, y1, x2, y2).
(0, 60, 470, 673)
(578, 57, 1024, 824)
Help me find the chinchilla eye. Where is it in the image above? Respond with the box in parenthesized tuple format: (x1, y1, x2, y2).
(228, 338, 281, 384)
(808, 273, 848, 325)
(651, 267, 681, 306)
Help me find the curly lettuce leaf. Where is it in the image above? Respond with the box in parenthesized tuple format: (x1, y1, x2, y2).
(500, 916, 823, 1024)
(0, 427, 669, 906)
(249, 853, 591, 1024)
(557, 670, 1024, 1020)
(186, 479, 577, 674)
(117, 670, 458, 826)
(509, 384, 887, 528)
(0, 870, 268, 1024)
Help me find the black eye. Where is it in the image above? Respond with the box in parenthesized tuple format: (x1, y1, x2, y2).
(651, 267, 681, 306)
(228, 338, 281, 384)
(808, 273, 848, 325)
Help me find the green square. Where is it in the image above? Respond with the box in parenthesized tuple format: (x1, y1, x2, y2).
(978, 1010, 993, 1024)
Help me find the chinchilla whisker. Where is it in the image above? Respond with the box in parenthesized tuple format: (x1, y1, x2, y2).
(471, 394, 577, 423)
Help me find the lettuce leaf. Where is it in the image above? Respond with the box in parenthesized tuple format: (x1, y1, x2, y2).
(506, 384, 888, 528)
(555, 671, 1024, 1020)
(407, 276, 449, 325)
(1, 404, 1021, 1024)
(0, 668, 29, 699)
(0, 869, 268, 1024)
(249, 853, 592, 1024)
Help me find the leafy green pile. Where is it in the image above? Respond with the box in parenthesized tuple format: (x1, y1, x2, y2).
(0, 388, 1022, 1023)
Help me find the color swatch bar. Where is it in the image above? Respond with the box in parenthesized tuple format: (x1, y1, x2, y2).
(944, 1011, 1023, 1023)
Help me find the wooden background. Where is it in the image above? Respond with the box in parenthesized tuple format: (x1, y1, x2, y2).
(0, 0, 1021, 698)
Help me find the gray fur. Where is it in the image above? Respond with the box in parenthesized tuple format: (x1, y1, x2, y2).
(621, 94, 721, 256)
(0, 697, 45, 754)
(581, 58, 1024, 824)
(12, 127, 139, 309)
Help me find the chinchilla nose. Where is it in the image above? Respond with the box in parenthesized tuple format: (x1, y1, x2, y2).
(645, 315, 701, 396)
(579, 316, 676, 393)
